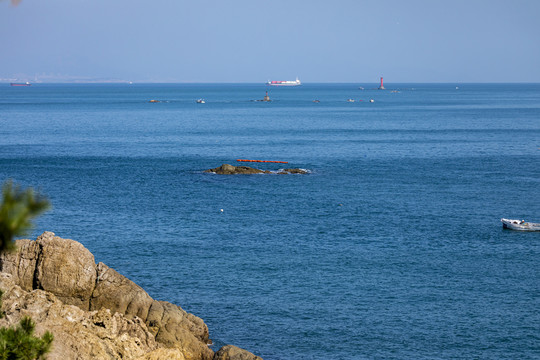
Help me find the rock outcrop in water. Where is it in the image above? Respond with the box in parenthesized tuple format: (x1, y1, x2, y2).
(205, 164, 271, 175)
(277, 168, 308, 175)
(205, 164, 308, 175)
(0, 232, 262, 360)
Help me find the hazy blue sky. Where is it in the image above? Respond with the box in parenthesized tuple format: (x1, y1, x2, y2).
(1, 0, 539, 83)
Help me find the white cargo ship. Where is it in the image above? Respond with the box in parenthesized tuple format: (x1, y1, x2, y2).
(266, 78, 301, 86)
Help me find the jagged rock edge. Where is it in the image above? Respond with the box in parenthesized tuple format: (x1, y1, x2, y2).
(0, 233, 261, 360)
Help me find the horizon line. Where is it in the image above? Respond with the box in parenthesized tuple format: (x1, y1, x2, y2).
(3, 81, 540, 85)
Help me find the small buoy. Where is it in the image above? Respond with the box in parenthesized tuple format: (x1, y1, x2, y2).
(220, 209, 224, 213)
(369, 99, 374, 103)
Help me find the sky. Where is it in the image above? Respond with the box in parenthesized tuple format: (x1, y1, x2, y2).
(1, 0, 539, 83)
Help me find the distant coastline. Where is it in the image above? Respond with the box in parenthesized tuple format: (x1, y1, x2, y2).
(2, 78, 540, 85)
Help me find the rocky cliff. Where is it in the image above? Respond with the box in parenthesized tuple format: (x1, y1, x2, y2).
(0, 232, 262, 360)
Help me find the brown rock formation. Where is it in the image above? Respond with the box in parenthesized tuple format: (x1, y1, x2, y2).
(90, 262, 154, 325)
(0, 233, 97, 308)
(136, 348, 186, 360)
(205, 164, 308, 175)
(204, 164, 271, 175)
(213, 345, 263, 360)
(0, 232, 220, 360)
(277, 168, 308, 175)
(0, 273, 175, 360)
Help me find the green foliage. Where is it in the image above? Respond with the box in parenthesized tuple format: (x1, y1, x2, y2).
(0, 316, 53, 360)
(0, 180, 50, 253)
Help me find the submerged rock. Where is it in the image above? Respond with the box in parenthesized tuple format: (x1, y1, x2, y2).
(0, 232, 262, 360)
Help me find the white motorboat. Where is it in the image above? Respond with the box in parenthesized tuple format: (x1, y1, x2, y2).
(501, 218, 540, 231)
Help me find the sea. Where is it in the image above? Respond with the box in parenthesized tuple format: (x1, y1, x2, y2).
(0, 83, 539, 359)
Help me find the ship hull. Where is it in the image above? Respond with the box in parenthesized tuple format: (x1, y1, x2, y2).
(266, 79, 301, 86)
(267, 83, 301, 86)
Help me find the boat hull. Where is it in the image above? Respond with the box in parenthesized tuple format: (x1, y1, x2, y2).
(501, 218, 540, 231)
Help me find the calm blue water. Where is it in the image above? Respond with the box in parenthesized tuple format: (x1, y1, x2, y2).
(1, 83, 539, 359)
